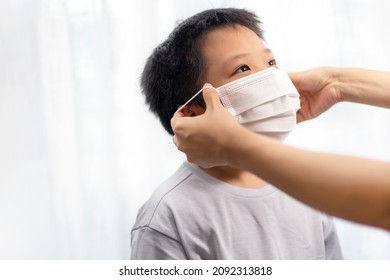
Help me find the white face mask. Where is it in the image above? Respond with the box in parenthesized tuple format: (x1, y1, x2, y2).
(179, 67, 300, 141)
(217, 67, 300, 141)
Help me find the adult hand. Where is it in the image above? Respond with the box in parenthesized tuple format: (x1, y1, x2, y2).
(171, 84, 243, 168)
(289, 67, 342, 122)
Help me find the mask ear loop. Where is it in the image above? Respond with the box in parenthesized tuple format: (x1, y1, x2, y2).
(176, 85, 216, 113)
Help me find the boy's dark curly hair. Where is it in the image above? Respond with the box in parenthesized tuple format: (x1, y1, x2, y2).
(140, 8, 264, 135)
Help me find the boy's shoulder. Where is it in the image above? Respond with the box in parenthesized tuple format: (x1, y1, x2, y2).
(132, 162, 202, 229)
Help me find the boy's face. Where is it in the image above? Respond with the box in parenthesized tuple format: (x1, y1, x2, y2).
(201, 25, 276, 87)
(185, 24, 276, 116)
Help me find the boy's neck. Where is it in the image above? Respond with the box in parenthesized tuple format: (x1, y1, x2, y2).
(200, 165, 267, 189)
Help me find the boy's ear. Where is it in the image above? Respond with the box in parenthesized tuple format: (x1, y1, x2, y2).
(180, 106, 196, 117)
(180, 104, 205, 117)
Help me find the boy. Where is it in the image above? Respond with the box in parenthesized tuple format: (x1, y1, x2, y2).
(131, 8, 342, 259)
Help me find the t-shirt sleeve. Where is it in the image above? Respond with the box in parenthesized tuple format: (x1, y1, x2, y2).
(131, 226, 188, 260)
(322, 215, 344, 259)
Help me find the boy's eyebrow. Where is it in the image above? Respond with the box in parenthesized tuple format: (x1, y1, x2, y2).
(221, 48, 273, 70)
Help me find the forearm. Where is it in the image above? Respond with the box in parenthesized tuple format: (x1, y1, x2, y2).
(226, 128, 390, 230)
(337, 68, 390, 108)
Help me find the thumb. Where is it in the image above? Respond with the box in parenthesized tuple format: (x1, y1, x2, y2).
(288, 72, 302, 89)
(202, 83, 223, 110)
(170, 109, 185, 130)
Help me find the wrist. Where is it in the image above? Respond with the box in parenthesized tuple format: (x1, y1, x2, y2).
(335, 67, 378, 104)
(324, 66, 344, 103)
(222, 125, 262, 169)
(334, 67, 351, 103)
(220, 123, 251, 168)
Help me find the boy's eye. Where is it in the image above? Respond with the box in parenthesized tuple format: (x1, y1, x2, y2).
(235, 65, 250, 74)
(268, 59, 277, 66)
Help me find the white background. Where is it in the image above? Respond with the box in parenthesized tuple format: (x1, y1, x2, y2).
(0, 0, 389, 259)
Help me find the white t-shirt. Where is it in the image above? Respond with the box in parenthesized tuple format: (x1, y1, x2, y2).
(131, 162, 343, 259)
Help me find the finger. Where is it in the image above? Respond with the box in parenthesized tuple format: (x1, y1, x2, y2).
(288, 72, 302, 89)
(170, 109, 185, 129)
(173, 109, 185, 118)
(296, 110, 304, 123)
(296, 110, 308, 123)
(288, 72, 298, 80)
(202, 83, 223, 110)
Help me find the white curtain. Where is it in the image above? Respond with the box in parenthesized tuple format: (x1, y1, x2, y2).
(0, 0, 389, 259)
